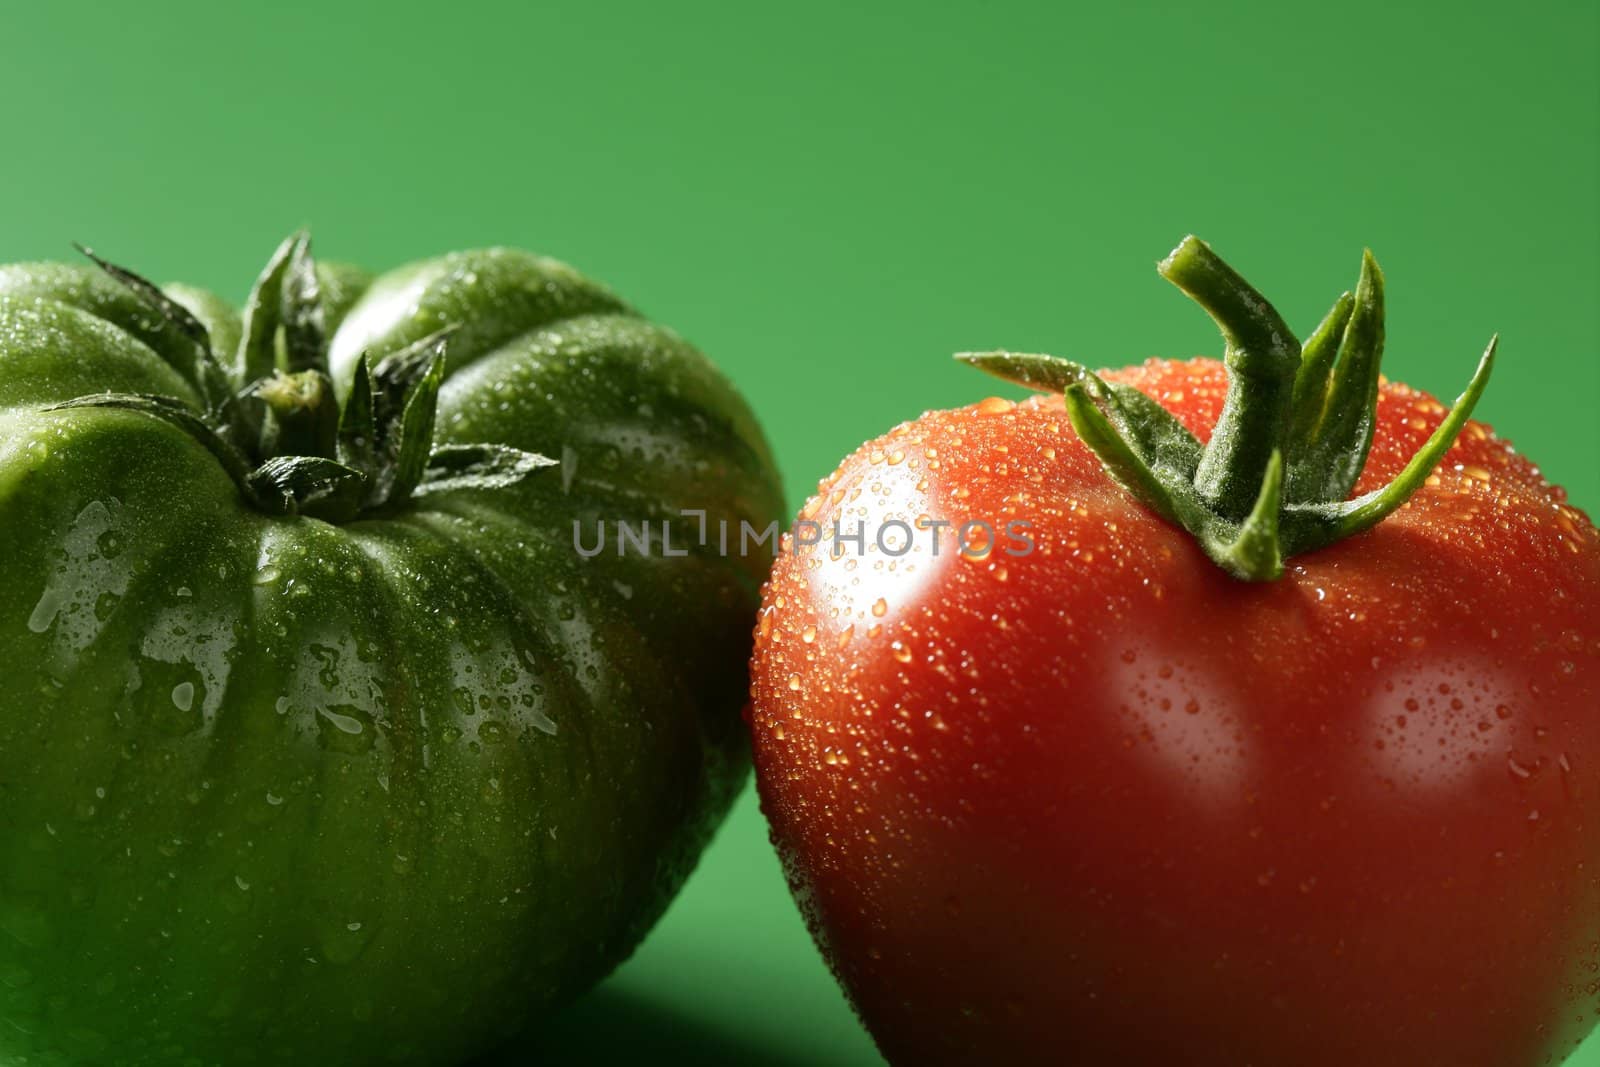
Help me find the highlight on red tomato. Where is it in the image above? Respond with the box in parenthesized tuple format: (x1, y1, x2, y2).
(748, 236, 1600, 1066)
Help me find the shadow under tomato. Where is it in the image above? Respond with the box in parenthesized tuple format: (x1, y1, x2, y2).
(470, 985, 817, 1067)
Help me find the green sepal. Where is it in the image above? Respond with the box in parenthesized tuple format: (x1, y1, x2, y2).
(959, 352, 1204, 488)
(1060, 378, 1198, 527)
(281, 234, 328, 375)
(415, 444, 558, 497)
(244, 455, 368, 522)
(371, 326, 456, 423)
(1093, 378, 1205, 488)
(236, 233, 301, 384)
(385, 351, 446, 507)
(1281, 334, 1497, 554)
(1286, 291, 1354, 456)
(358, 328, 454, 508)
(954, 351, 1090, 393)
(72, 243, 243, 436)
(1211, 449, 1285, 580)
(337, 353, 378, 477)
(72, 243, 213, 359)
(1284, 251, 1385, 505)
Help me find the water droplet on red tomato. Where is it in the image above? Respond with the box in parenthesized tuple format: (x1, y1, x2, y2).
(1507, 754, 1542, 782)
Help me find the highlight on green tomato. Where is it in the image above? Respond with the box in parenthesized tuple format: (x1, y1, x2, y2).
(0, 234, 783, 1064)
(748, 237, 1600, 1066)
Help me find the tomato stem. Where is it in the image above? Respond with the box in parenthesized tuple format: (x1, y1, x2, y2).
(251, 370, 340, 461)
(1159, 236, 1299, 524)
(59, 237, 557, 522)
(959, 236, 1497, 581)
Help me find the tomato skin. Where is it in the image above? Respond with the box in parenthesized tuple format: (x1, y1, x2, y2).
(749, 358, 1600, 1067)
(0, 250, 782, 1064)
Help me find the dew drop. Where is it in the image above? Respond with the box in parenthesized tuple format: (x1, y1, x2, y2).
(316, 705, 375, 753)
(319, 707, 363, 734)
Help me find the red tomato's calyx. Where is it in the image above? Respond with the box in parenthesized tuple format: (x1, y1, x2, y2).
(48, 235, 556, 522)
(959, 235, 1497, 581)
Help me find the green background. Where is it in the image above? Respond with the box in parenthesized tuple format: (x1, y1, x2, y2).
(2, 1, 1596, 1063)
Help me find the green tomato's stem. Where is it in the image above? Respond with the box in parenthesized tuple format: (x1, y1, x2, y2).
(254, 370, 340, 461)
(64, 234, 556, 522)
(1160, 236, 1300, 524)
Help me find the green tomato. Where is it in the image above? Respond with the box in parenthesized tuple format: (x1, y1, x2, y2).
(0, 236, 782, 1064)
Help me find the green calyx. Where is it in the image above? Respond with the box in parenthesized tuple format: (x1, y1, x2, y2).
(50, 233, 554, 523)
(959, 235, 1497, 581)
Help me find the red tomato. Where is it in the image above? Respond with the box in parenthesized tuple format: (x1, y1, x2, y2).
(749, 342, 1600, 1062)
